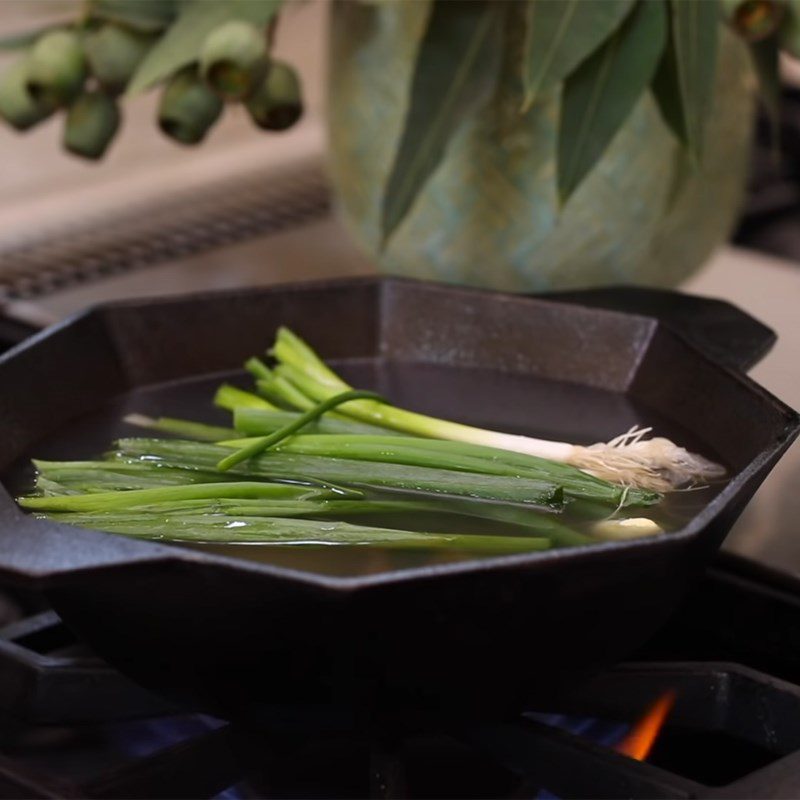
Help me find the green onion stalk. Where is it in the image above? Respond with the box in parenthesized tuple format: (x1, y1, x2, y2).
(31, 459, 248, 493)
(39, 511, 552, 554)
(233, 407, 406, 437)
(216, 389, 387, 471)
(208, 368, 656, 510)
(112, 438, 565, 509)
(214, 384, 275, 411)
(124, 401, 658, 508)
(264, 328, 725, 493)
(18, 481, 343, 513)
(23, 478, 589, 547)
(15, 327, 685, 555)
(125, 409, 399, 440)
(216, 432, 655, 508)
(125, 414, 237, 442)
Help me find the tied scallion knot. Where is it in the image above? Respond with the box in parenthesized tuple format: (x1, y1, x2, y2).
(216, 389, 386, 472)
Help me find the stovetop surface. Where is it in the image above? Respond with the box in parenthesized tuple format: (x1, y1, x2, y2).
(1, 552, 799, 799)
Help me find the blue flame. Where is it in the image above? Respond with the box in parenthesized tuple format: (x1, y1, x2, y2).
(102, 713, 242, 799)
(526, 713, 630, 800)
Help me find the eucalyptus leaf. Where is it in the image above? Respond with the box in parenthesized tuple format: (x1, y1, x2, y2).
(380, 0, 504, 247)
(521, 0, 634, 111)
(126, 0, 282, 96)
(652, 0, 719, 159)
(89, 0, 179, 33)
(665, 146, 693, 213)
(558, 0, 667, 203)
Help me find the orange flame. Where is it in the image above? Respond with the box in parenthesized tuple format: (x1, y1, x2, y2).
(615, 690, 677, 761)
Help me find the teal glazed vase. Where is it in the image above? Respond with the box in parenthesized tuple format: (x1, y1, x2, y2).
(327, 2, 755, 292)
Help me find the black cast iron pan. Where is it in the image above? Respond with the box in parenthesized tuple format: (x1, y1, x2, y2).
(0, 278, 796, 729)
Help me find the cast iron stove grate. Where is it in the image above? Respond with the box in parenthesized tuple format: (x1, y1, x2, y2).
(1, 552, 799, 800)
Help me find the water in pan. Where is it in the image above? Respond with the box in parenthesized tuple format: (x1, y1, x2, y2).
(6, 359, 726, 577)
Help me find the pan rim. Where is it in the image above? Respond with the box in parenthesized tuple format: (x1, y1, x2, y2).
(1, 276, 798, 592)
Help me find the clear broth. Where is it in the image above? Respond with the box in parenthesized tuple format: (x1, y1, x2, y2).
(4, 360, 726, 577)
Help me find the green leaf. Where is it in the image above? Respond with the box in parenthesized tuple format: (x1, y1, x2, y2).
(652, 0, 719, 159)
(558, 0, 667, 203)
(521, 0, 635, 111)
(665, 146, 693, 212)
(88, 0, 179, 33)
(380, 1, 504, 247)
(126, 0, 282, 96)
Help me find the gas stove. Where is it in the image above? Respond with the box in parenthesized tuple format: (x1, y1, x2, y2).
(1, 98, 799, 798)
(0, 552, 798, 799)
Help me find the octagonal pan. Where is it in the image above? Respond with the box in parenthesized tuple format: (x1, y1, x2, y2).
(0, 277, 796, 726)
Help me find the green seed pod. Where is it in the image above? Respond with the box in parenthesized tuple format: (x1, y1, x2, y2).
(26, 29, 87, 107)
(63, 91, 121, 160)
(84, 23, 155, 95)
(245, 60, 303, 132)
(200, 20, 267, 100)
(0, 57, 54, 131)
(779, 0, 800, 55)
(722, 0, 787, 41)
(158, 68, 223, 145)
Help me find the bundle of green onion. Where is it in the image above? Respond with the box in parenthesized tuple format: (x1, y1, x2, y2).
(18, 328, 682, 556)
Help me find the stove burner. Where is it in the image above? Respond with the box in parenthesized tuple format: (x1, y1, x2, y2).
(1, 553, 800, 799)
(0, 610, 174, 726)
